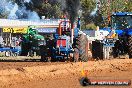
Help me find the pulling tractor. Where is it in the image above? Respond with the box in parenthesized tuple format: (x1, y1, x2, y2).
(20, 26, 46, 57)
(111, 12, 132, 58)
(41, 18, 89, 62)
(92, 12, 132, 59)
(20, 18, 88, 62)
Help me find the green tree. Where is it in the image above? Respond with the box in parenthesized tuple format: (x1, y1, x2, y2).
(38, 2, 62, 18)
(81, 0, 95, 24)
(81, 0, 104, 29)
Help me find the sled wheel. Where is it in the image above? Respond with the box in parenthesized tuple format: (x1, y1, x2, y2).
(79, 77, 90, 86)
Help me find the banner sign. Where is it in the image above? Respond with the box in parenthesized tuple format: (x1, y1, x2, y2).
(3, 28, 27, 33)
(12, 28, 27, 33)
(3, 28, 13, 32)
(36, 28, 57, 33)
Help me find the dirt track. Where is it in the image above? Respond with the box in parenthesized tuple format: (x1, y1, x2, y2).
(0, 59, 132, 88)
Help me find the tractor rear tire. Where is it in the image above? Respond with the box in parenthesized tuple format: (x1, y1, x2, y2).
(92, 41, 103, 60)
(20, 43, 30, 56)
(76, 34, 88, 62)
(39, 45, 48, 62)
(113, 40, 120, 58)
(128, 35, 132, 58)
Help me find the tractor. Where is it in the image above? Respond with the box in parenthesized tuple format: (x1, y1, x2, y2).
(41, 18, 88, 62)
(111, 12, 132, 58)
(20, 26, 46, 58)
(92, 12, 132, 59)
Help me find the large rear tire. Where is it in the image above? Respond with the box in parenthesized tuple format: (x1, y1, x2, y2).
(128, 35, 132, 58)
(39, 45, 48, 62)
(20, 43, 30, 56)
(76, 34, 88, 62)
(92, 41, 103, 60)
(113, 40, 120, 58)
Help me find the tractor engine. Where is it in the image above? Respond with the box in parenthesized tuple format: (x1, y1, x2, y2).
(51, 35, 73, 61)
(49, 20, 74, 61)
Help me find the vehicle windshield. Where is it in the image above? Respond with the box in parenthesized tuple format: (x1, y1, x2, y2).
(111, 15, 132, 29)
